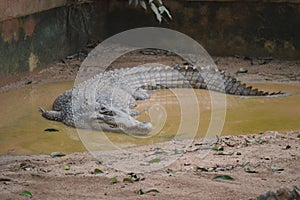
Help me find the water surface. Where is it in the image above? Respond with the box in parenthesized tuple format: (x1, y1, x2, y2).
(0, 82, 299, 155)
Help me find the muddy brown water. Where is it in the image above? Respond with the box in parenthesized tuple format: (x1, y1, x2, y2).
(0, 82, 299, 155)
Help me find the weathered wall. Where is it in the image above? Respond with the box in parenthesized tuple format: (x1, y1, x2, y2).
(0, 2, 106, 75)
(0, 0, 299, 76)
(0, 0, 66, 22)
(168, 1, 300, 58)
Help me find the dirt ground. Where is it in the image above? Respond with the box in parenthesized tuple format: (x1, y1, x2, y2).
(0, 131, 299, 199)
(0, 49, 299, 199)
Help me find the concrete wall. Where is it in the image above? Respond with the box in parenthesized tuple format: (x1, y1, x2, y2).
(0, 0, 299, 76)
(172, 0, 300, 58)
(0, 1, 106, 75)
(106, 0, 300, 58)
(0, 0, 67, 22)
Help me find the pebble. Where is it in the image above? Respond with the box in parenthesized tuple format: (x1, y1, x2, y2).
(237, 68, 248, 73)
(50, 152, 66, 158)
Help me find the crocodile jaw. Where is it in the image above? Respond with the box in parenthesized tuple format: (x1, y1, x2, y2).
(87, 106, 153, 135)
(90, 118, 152, 135)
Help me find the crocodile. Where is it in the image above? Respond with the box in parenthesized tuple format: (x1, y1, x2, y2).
(40, 65, 283, 134)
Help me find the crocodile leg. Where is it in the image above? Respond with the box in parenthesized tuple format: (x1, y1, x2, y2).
(39, 107, 62, 121)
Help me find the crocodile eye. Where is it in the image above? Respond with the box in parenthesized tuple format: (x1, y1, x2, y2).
(99, 107, 116, 116)
(103, 110, 116, 116)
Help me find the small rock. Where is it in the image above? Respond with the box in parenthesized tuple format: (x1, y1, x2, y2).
(20, 163, 36, 171)
(40, 168, 52, 173)
(196, 166, 208, 172)
(237, 68, 248, 74)
(250, 186, 299, 200)
(95, 160, 103, 165)
(154, 148, 164, 154)
(140, 162, 150, 166)
(262, 157, 271, 160)
(215, 167, 225, 172)
(50, 152, 65, 158)
(208, 167, 214, 172)
(251, 59, 269, 65)
(214, 151, 234, 156)
(174, 149, 184, 154)
(25, 80, 33, 85)
(282, 145, 291, 150)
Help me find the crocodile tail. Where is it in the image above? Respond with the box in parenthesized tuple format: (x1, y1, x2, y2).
(222, 75, 284, 96)
(180, 65, 283, 96)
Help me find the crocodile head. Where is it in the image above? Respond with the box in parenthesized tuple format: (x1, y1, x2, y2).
(88, 105, 152, 135)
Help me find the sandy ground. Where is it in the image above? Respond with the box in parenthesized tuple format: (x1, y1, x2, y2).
(0, 49, 299, 199)
(0, 131, 299, 199)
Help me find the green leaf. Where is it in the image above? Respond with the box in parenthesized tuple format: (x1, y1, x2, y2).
(156, 0, 163, 5)
(148, 158, 161, 163)
(63, 165, 70, 170)
(123, 178, 135, 183)
(137, 188, 145, 195)
(213, 175, 235, 181)
(257, 138, 264, 144)
(158, 6, 164, 13)
(20, 163, 27, 169)
(137, 188, 159, 195)
(110, 177, 118, 184)
(297, 133, 300, 138)
(139, 0, 147, 10)
(150, 3, 162, 22)
(93, 168, 103, 174)
(158, 5, 172, 19)
(245, 167, 257, 173)
(19, 163, 34, 171)
(245, 139, 255, 143)
(128, 173, 140, 181)
(213, 145, 223, 151)
(145, 189, 160, 194)
(271, 166, 284, 172)
(20, 190, 32, 197)
(44, 128, 59, 132)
